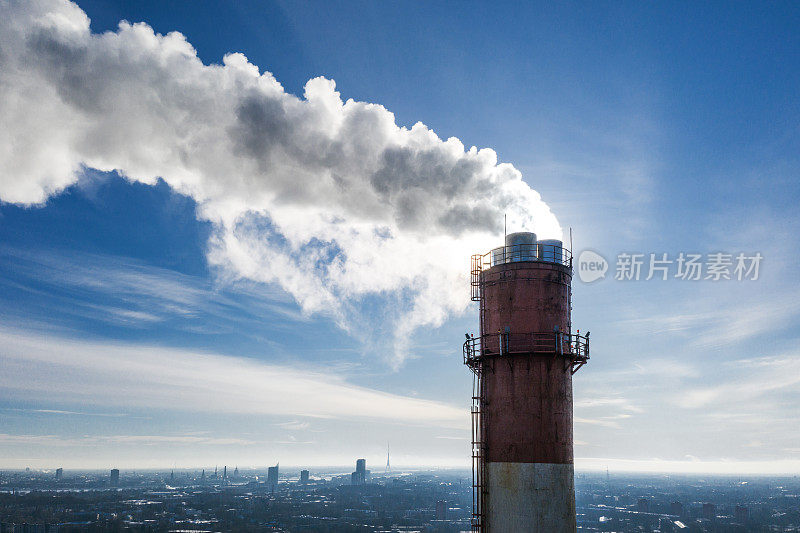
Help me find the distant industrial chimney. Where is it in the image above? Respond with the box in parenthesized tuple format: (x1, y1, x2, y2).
(464, 232, 589, 532)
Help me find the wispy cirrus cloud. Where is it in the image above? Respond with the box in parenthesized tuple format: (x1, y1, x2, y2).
(0, 433, 260, 447)
(577, 456, 800, 475)
(574, 416, 628, 430)
(5, 408, 134, 418)
(0, 328, 468, 429)
(274, 421, 311, 431)
(619, 291, 800, 350)
(574, 397, 644, 413)
(0, 246, 306, 334)
(674, 353, 800, 409)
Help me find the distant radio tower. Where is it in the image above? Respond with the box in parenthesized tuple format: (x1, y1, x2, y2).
(386, 442, 390, 473)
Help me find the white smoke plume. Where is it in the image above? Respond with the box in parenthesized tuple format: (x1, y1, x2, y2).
(0, 0, 561, 366)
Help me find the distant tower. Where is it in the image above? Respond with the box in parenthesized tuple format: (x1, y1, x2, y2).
(386, 443, 390, 473)
(300, 469, 310, 484)
(223, 466, 227, 480)
(267, 464, 279, 491)
(110, 468, 120, 486)
(55, 467, 63, 480)
(436, 500, 448, 521)
(233, 466, 239, 479)
(201, 469, 206, 483)
(355, 458, 366, 485)
(464, 232, 589, 532)
(702, 502, 716, 520)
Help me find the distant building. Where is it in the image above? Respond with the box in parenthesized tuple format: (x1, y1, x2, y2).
(351, 471, 359, 485)
(300, 469, 310, 484)
(637, 498, 649, 513)
(659, 518, 676, 532)
(435, 500, 447, 520)
(735, 504, 749, 523)
(233, 466, 239, 479)
(267, 465, 279, 489)
(702, 502, 716, 520)
(110, 468, 120, 486)
(670, 501, 683, 516)
(223, 466, 227, 480)
(55, 467, 63, 480)
(353, 458, 366, 485)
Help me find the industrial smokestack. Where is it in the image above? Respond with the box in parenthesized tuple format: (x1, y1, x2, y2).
(464, 233, 589, 532)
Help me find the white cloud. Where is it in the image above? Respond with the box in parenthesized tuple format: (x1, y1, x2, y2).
(0, 433, 260, 447)
(0, 0, 561, 365)
(275, 421, 311, 431)
(0, 246, 307, 331)
(674, 353, 800, 409)
(577, 457, 800, 475)
(6, 408, 132, 418)
(0, 328, 468, 429)
(574, 416, 626, 429)
(574, 397, 644, 413)
(617, 288, 800, 350)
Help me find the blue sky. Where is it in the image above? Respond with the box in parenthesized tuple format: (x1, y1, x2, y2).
(0, 0, 799, 472)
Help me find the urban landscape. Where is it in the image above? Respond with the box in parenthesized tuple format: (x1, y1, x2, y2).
(2, 1, 800, 532)
(1, 463, 799, 532)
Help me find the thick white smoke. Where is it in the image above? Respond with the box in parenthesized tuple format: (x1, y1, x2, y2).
(0, 0, 561, 366)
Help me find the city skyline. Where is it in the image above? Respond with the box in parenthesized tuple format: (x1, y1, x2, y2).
(1, 0, 799, 474)
(2, 467, 796, 531)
